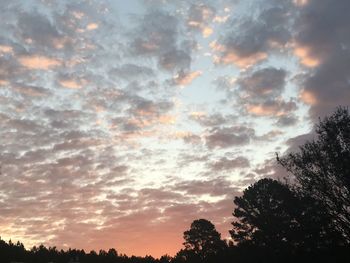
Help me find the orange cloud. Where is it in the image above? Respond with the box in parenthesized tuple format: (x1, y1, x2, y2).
(87, 23, 99, 30)
(210, 41, 267, 69)
(202, 27, 213, 38)
(300, 89, 317, 105)
(0, 80, 9, 85)
(293, 0, 309, 6)
(213, 15, 229, 23)
(247, 104, 280, 116)
(18, 55, 62, 70)
(0, 45, 13, 53)
(172, 131, 193, 139)
(72, 11, 84, 19)
(246, 101, 295, 117)
(52, 37, 70, 49)
(294, 45, 320, 67)
(190, 111, 206, 119)
(214, 51, 267, 69)
(173, 70, 202, 86)
(188, 21, 201, 27)
(158, 115, 176, 125)
(59, 79, 82, 89)
(209, 40, 225, 52)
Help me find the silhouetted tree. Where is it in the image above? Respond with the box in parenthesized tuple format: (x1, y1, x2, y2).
(183, 219, 227, 261)
(159, 254, 171, 263)
(231, 179, 301, 252)
(231, 178, 340, 258)
(277, 106, 350, 243)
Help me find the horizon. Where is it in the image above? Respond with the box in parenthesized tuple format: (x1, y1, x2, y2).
(1, 0, 350, 258)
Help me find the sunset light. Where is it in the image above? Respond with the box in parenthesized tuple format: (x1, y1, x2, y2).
(1, 0, 350, 262)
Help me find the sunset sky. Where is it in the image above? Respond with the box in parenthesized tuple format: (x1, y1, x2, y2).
(1, 0, 350, 258)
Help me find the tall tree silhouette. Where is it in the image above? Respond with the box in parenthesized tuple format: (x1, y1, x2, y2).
(277, 106, 350, 243)
(231, 179, 300, 251)
(183, 219, 226, 260)
(231, 178, 340, 255)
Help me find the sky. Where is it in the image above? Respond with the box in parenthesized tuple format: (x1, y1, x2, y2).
(0, 0, 350, 258)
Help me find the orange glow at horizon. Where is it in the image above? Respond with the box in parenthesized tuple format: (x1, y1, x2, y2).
(0, 219, 232, 258)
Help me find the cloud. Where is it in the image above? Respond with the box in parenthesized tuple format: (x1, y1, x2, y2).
(187, 4, 216, 37)
(275, 115, 299, 127)
(205, 126, 255, 149)
(172, 70, 202, 86)
(0, 56, 22, 83)
(285, 131, 315, 153)
(130, 97, 174, 118)
(12, 85, 51, 97)
(237, 67, 287, 99)
(255, 129, 284, 141)
(172, 177, 240, 198)
(209, 156, 250, 171)
(212, 3, 292, 68)
(246, 99, 297, 117)
(2, 0, 349, 258)
(293, 0, 309, 6)
(18, 55, 62, 70)
(181, 133, 202, 145)
(189, 112, 237, 127)
(218, 67, 297, 118)
(17, 12, 65, 50)
(57, 74, 87, 89)
(0, 45, 13, 53)
(130, 9, 192, 72)
(59, 80, 82, 89)
(109, 64, 154, 81)
(294, 0, 350, 119)
(253, 158, 291, 181)
(294, 44, 320, 67)
(86, 23, 99, 30)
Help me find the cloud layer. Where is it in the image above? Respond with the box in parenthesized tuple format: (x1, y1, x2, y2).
(0, 0, 349, 258)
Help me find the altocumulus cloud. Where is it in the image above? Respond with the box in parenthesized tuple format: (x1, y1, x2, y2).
(0, 0, 349, 258)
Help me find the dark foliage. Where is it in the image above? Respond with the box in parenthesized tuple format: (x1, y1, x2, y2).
(231, 178, 345, 261)
(277, 106, 350, 243)
(183, 219, 227, 258)
(173, 219, 227, 263)
(0, 238, 157, 263)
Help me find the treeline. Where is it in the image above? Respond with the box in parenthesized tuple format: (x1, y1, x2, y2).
(1, 107, 350, 263)
(0, 240, 159, 263)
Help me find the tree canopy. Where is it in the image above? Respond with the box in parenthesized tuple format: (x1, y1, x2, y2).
(231, 178, 342, 256)
(277, 106, 350, 243)
(231, 178, 300, 250)
(183, 219, 226, 260)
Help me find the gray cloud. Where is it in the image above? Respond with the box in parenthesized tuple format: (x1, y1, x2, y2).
(109, 64, 154, 81)
(205, 126, 255, 149)
(237, 67, 286, 99)
(17, 12, 64, 50)
(209, 156, 250, 171)
(189, 112, 237, 127)
(275, 115, 298, 127)
(295, 0, 350, 119)
(213, 2, 292, 68)
(129, 9, 192, 73)
(1, 0, 348, 257)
